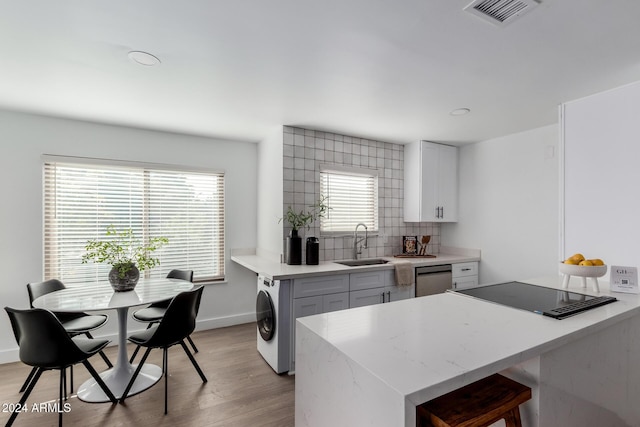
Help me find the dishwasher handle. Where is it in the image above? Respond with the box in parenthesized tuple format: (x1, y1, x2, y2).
(416, 264, 452, 275)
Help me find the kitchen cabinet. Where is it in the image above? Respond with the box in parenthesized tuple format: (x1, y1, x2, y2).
(349, 270, 387, 308)
(386, 282, 414, 301)
(293, 292, 350, 318)
(290, 269, 415, 371)
(349, 270, 414, 307)
(292, 274, 350, 317)
(404, 141, 458, 222)
(292, 274, 350, 299)
(291, 274, 350, 371)
(452, 261, 478, 290)
(350, 288, 386, 307)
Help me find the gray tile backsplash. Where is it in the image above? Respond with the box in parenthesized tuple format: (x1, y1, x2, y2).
(282, 126, 440, 261)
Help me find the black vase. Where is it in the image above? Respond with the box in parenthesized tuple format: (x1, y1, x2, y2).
(108, 263, 140, 292)
(286, 229, 302, 265)
(306, 237, 319, 265)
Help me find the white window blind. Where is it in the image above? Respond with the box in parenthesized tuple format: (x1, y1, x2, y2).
(320, 166, 378, 233)
(43, 158, 225, 284)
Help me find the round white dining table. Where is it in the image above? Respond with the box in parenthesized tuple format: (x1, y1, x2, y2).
(32, 277, 194, 403)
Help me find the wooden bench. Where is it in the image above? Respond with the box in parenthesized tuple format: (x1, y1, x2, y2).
(416, 373, 532, 427)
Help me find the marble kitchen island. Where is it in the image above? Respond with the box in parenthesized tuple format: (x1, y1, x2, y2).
(295, 276, 640, 427)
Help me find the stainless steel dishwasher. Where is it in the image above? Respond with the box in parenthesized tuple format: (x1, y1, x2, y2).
(415, 264, 452, 297)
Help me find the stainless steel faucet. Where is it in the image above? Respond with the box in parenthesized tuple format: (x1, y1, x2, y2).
(353, 223, 368, 259)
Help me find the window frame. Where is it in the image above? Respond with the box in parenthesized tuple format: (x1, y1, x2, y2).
(319, 164, 379, 236)
(42, 155, 226, 284)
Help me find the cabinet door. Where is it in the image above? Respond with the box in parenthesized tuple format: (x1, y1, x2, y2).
(323, 292, 349, 313)
(293, 295, 324, 319)
(438, 144, 458, 222)
(350, 288, 385, 308)
(420, 142, 440, 222)
(453, 276, 478, 290)
(386, 285, 414, 302)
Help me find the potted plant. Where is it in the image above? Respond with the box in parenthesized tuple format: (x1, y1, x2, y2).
(280, 196, 329, 265)
(82, 225, 168, 292)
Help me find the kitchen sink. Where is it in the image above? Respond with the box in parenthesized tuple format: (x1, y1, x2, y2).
(334, 258, 390, 267)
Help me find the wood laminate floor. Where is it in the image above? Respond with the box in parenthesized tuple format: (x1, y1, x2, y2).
(0, 323, 295, 427)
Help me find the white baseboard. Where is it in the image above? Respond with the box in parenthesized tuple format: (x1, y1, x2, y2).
(0, 311, 257, 365)
(0, 348, 19, 365)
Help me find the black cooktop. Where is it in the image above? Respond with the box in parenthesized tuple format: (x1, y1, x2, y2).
(453, 281, 617, 319)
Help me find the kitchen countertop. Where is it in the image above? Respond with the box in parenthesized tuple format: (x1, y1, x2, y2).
(295, 275, 640, 426)
(231, 246, 480, 280)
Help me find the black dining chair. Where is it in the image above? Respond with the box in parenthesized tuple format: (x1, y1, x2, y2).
(129, 269, 197, 363)
(4, 307, 117, 427)
(24, 279, 112, 395)
(120, 286, 207, 414)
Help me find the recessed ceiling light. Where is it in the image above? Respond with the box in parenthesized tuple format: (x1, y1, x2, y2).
(450, 108, 471, 116)
(127, 51, 161, 66)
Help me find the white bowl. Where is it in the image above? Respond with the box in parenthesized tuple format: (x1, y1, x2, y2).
(559, 262, 607, 278)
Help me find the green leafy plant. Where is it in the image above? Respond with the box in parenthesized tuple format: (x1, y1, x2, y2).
(280, 196, 330, 231)
(82, 225, 169, 278)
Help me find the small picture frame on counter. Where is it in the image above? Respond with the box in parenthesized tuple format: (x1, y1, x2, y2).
(402, 236, 418, 255)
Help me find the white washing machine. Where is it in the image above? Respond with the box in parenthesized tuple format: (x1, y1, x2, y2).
(256, 274, 291, 374)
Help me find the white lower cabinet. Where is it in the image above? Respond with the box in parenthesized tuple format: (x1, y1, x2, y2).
(350, 288, 386, 308)
(293, 292, 349, 319)
(323, 292, 350, 312)
(387, 283, 414, 301)
(291, 275, 350, 371)
(452, 262, 479, 290)
(350, 270, 414, 307)
(290, 268, 415, 371)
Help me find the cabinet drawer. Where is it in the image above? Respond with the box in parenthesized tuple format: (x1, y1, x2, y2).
(350, 270, 387, 291)
(452, 262, 478, 278)
(293, 274, 349, 299)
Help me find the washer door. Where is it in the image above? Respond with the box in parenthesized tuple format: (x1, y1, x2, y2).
(256, 290, 276, 341)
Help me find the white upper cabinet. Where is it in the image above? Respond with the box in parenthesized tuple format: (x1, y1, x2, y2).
(404, 141, 458, 222)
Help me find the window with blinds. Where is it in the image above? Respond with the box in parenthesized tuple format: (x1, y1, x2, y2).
(319, 166, 379, 233)
(43, 157, 225, 284)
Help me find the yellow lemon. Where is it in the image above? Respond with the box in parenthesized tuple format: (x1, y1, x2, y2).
(579, 260, 594, 266)
(564, 259, 579, 265)
(590, 259, 605, 266)
(569, 253, 585, 263)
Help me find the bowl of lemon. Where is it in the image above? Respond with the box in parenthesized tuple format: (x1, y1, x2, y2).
(560, 253, 607, 292)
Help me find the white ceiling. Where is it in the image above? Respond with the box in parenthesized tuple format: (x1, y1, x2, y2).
(1, 0, 640, 145)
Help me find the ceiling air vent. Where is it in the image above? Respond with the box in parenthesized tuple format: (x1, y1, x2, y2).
(464, 0, 539, 27)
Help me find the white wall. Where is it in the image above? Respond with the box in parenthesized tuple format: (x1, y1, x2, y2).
(257, 127, 284, 258)
(441, 124, 559, 284)
(562, 80, 640, 266)
(0, 110, 258, 363)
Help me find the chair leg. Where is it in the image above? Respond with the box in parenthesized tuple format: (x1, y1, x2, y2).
(63, 367, 67, 400)
(187, 335, 199, 353)
(86, 332, 113, 368)
(164, 348, 168, 415)
(129, 323, 155, 363)
(6, 368, 43, 427)
(70, 365, 74, 394)
(120, 347, 152, 403)
(59, 369, 64, 427)
(129, 345, 141, 364)
(82, 360, 117, 404)
(179, 340, 207, 383)
(19, 367, 38, 393)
